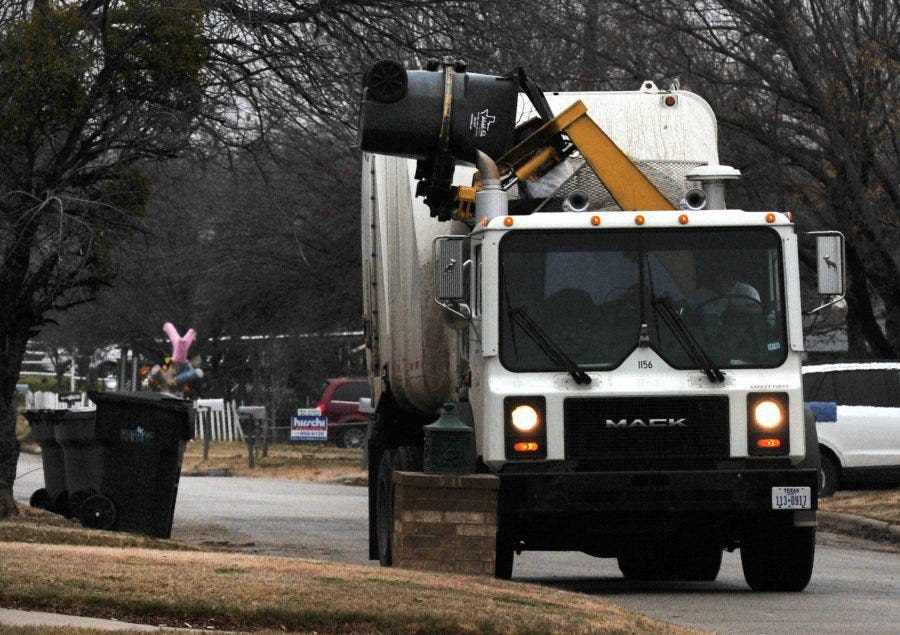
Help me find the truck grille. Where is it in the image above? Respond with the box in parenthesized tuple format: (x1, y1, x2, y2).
(564, 396, 729, 470)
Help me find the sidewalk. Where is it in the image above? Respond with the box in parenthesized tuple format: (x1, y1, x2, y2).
(0, 607, 160, 631)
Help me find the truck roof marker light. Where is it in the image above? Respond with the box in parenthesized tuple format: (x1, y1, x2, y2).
(664, 95, 677, 107)
(635, 215, 645, 225)
(756, 438, 782, 449)
(480, 217, 489, 227)
(513, 441, 540, 453)
(766, 213, 777, 223)
(591, 215, 601, 226)
(678, 214, 689, 225)
(786, 211, 795, 222)
(504, 216, 514, 227)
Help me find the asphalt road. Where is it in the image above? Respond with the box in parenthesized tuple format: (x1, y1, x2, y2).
(13, 452, 900, 634)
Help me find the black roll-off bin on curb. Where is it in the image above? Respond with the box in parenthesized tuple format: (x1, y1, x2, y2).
(84, 391, 194, 538)
(23, 410, 68, 514)
(54, 408, 102, 518)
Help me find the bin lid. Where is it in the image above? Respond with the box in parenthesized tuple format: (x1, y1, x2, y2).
(23, 409, 68, 424)
(61, 408, 97, 422)
(88, 391, 193, 412)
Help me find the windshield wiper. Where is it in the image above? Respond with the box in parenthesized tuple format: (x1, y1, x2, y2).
(508, 307, 591, 385)
(651, 297, 724, 383)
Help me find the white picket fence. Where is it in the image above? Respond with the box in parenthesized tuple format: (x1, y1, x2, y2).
(26, 391, 86, 409)
(25, 391, 244, 442)
(194, 398, 244, 441)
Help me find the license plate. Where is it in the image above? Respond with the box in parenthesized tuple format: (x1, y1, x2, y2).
(772, 486, 811, 510)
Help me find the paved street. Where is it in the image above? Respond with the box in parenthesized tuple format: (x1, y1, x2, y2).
(13, 451, 900, 634)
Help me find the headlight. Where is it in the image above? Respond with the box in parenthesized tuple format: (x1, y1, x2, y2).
(510, 405, 540, 432)
(747, 393, 789, 456)
(504, 396, 546, 460)
(753, 400, 784, 429)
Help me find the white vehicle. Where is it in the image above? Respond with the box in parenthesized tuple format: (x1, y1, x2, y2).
(803, 362, 900, 496)
(358, 60, 845, 591)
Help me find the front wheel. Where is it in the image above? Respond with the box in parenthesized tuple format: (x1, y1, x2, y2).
(741, 527, 815, 591)
(495, 531, 514, 580)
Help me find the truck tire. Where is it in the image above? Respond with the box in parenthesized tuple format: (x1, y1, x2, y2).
(375, 445, 423, 567)
(741, 527, 815, 591)
(495, 531, 514, 580)
(375, 449, 395, 566)
(818, 452, 838, 498)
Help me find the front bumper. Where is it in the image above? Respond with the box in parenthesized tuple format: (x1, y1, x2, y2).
(498, 467, 818, 549)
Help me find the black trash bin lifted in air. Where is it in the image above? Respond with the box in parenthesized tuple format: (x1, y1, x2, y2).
(54, 408, 102, 518)
(23, 410, 68, 514)
(83, 392, 194, 538)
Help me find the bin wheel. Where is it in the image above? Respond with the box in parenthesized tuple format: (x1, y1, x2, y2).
(68, 488, 98, 518)
(29, 488, 50, 510)
(80, 494, 117, 531)
(50, 489, 70, 517)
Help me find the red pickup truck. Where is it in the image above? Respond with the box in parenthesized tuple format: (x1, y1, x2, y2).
(316, 377, 371, 448)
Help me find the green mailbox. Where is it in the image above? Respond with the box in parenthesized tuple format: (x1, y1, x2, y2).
(423, 402, 475, 475)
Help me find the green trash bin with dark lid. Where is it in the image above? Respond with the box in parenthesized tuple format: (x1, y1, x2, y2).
(54, 408, 102, 518)
(23, 410, 68, 514)
(83, 391, 194, 538)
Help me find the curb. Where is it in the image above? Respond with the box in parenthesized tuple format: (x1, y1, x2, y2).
(817, 511, 900, 546)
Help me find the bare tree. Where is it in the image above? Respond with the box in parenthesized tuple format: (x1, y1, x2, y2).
(0, 0, 485, 517)
(592, 0, 899, 356)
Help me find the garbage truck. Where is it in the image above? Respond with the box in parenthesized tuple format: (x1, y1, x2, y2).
(358, 59, 846, 590)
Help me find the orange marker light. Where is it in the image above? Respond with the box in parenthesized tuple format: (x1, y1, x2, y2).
(664, 95, 677, 107)
(678, 214, 689, 225)
(503, 216, 514, 227)
(765, 213, 776, 223)
(756, 438, 782, 449)
(786, 211, 795, 222)
(635, 215, 645, 225)
(591, 215, 601, 226)
(480, 217, 489, 227)
(513, 442, 540, 453)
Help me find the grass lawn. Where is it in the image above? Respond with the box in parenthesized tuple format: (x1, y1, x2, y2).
(182, 441, 367, 484)
(819, 489, 900, 524)
(0, 509, 695, 635)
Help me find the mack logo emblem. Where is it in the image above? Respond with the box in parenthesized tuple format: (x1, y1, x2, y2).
(605, 418, 687, 428)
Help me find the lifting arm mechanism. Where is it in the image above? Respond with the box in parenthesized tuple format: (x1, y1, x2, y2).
(454, 101, 675, 222)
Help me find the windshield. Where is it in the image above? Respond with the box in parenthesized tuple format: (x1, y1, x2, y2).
(499, 228, 787, 371)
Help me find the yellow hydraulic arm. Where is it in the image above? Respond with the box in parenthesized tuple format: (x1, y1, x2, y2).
(455, 100, 675, 221)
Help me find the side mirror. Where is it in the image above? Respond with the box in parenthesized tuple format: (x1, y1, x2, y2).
(814, 233, 844, 296)
(434, 236, 468, 302)
(806, 231, 846, 317)
(433, 236, 473, 327)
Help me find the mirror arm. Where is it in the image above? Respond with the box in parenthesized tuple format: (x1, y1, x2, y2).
(804, 293, 846, 316)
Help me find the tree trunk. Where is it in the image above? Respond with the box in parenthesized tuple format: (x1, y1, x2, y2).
(0, 329, 29, 519)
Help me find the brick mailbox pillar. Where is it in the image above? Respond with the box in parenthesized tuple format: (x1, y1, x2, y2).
(392, 471, 500, 576)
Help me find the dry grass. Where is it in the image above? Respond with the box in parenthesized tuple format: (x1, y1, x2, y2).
(0, 506, 193, 551)
(182, 441, 367, 484)
(0, 540, 696, 634)
(819, 489, 900, 524)
(0, 629, 153, 634)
